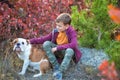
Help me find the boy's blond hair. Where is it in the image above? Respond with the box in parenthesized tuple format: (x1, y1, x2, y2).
(56, 13, 71, 25)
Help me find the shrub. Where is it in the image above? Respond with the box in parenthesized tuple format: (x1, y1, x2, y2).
(0, 0, 85, 42)
(98, 60, 119, 80)
(71, 0, 120, 69)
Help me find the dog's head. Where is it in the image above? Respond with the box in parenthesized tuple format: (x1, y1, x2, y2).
(13, 38, 30, 52)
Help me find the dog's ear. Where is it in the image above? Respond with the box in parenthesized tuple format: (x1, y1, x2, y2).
(11, 38, 18, 45)
(9, 38, 13, 46)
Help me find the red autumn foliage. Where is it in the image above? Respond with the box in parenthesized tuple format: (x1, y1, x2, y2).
(108, 4, 120, 24)
(0, 0, 86, 42)
(115, 35, 120, 41)
(98, 60, 119, 80)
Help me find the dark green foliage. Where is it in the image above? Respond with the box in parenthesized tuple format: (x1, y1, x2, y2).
(106, 41, 120, 69)
(71, 0, 120, 69)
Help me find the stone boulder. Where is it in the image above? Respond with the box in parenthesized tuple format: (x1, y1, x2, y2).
(79, 47, 109, 69)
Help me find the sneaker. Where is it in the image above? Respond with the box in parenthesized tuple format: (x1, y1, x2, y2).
(53, 71, 62, 80)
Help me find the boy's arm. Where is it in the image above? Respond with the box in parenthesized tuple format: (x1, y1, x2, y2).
(30, 33, 52, 44)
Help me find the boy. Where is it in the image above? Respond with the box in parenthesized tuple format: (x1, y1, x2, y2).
(30, 13, 82, 80)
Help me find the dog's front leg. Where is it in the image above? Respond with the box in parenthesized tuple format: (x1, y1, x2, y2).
(19, 59, 29, 75)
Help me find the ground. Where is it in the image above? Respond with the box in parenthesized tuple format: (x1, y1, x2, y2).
(0, 55, 100, 80)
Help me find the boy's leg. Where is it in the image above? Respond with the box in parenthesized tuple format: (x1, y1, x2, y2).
(53, 48, 74, 80)
(43, 41, 59, 69)
(59, 48, 74, 72)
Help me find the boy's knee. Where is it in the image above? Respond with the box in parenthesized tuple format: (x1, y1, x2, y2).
(43, 41, 51, 48)
(65, 48, 74, 57)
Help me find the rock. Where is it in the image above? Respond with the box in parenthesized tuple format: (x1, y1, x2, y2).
(79, 47, 109, 69)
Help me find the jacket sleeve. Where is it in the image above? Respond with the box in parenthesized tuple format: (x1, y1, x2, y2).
(57, 30, 78, 50)
(30, 33, 52, 44)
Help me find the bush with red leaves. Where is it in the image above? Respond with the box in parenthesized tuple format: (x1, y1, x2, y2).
(0, 0, 85, 42)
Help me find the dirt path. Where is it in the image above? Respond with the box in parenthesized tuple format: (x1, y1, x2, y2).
(15, 62, 100, 80)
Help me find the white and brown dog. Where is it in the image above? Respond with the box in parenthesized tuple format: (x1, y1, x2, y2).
(12, 38, 51, 77)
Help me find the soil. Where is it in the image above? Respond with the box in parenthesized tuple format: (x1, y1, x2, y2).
(23, 62, 100, 80)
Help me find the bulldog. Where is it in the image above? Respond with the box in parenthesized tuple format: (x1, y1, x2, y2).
(12, 38, 51, 77)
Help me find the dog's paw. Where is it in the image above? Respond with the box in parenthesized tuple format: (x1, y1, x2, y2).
(33, 73, 42, 77)
(18, 71, 25, 75)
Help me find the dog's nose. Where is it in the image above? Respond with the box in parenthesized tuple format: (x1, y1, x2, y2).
(17, 43, 20, 46)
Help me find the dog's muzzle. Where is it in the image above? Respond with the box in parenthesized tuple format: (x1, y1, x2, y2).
(15, 43, 22, 52)
(15, 46, 21, 52)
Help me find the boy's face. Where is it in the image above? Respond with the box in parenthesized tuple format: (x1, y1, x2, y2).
(56, 22, 68, 32)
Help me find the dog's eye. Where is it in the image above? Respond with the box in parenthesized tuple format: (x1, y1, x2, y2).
(22, 42, 24, 45)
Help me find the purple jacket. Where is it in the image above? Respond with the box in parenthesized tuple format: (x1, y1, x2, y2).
(30, 26, 82, 63)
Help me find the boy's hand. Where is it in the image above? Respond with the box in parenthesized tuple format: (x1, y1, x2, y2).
(51, 47, 57, 53)
(27, 40, 30, 44)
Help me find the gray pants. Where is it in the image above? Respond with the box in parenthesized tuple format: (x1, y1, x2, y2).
(43, 41, 74, 72)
